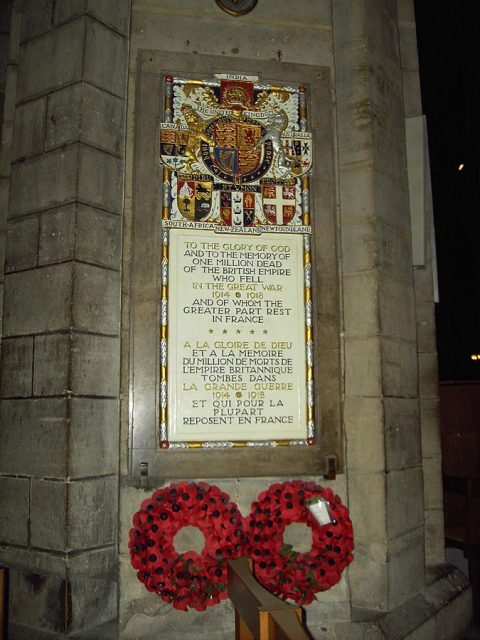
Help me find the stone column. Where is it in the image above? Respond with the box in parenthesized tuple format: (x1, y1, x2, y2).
(397, 0, 445, 569)
(0, 0, 129, 635)
(333, 0, 425, 611)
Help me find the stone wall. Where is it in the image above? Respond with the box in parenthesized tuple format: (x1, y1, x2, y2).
(117, 1, 451, 639)
(0, 0, 469, 638)
(0, 0, 129, 636)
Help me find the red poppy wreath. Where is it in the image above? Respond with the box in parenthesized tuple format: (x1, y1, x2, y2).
(129, 481, 246, 611)
(246, 480, 354, 604)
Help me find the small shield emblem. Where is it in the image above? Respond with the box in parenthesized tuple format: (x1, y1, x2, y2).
(177, 175, 213, 221)
(282, 131, 313, 177)
(220, 189, 255, 227)
(159, 123, 189, 170)
(261, 180, 296, 225)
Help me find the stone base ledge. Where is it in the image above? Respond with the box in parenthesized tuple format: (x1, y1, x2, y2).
(310, 565, 473, 640)
(8, 565, 473, 640)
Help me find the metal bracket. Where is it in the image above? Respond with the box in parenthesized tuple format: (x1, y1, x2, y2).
(139, 462, 149, 489)
(324, 455, 337, 480)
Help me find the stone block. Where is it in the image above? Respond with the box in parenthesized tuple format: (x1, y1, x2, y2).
(30, 479, 67, 551)
(70, 398, 118, 478)
(384, 397, 421, 471)
(0, 177, 9, 218)
(378, 218, 412, 280)
(3, 65, 18, 126)
(0, 476, 30, 545)
(72, 263, 120, 334)
(398, 23, 419, 72)
(402, 70, 422, 118)
(306, 596, 351, 625)
(119, 566, 234, 640)
(37, 203, 121, 268)
(0, 398, 68, 478)
(374, 170, 410, 232)
(344, 336, 382, 397)
(54, 0, 130, 36)
(405, 467, 424, 530)
(378, 591, 435, 640)
(382, 337, 418, 398)
(46, 83, 125, 155)
(422, 457, 443, 510)
(33, 333, 70, 396)
(386, 467, 424, 540)
(348, 472, 386, 542)
(71, 333, 120, 396)
(20, 0, 54, 41)
(420, 397, 441, 458)
(413, 260, 435, 304)
(133, 2, 332, 69)
(78, 145, 123, 213)
(5, 216, 39, 271)
(0, 33, 9, 84)
(70, 567, 118, 632)
(416, 302, 436, 353)
(81, 83, 125, 154)
(0, 119, 13, 176)
(336, 97, 373, 165)
(418, 352, 439, 398)
(76, 205, 121, 268)
(12, 97, 46, 161)
(379, 276, 416, 343)
(343, 272, 379, 337)
(0, 336, 33, 397)
(435, 590, 473, 640)
(52, 0, 86, 25)
(68, 476, 118, 550)
(388, 527, 425, 608)
(424, 509, 445, 566)
(3, 263, 72, 335)
(341, 219, 377, 275)
(9, 146, 78, 218)
(17, 19, 84, 102)
(87, 0, 131, 35)
(84, 18, 128, 98)
(343, 396, 385, 473)
(386, 470, 407, 539)
(8, 569, 68, 633)
(349, 541, 389, 611)
(38, 205, 76, 265)
(404, 618, 437, 640)
(44, 83, 83, 150)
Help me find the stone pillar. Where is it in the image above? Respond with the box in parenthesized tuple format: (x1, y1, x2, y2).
(0, 0, 129, 635)
(333, 0, 425, 611)
(397, 0, 445, 569)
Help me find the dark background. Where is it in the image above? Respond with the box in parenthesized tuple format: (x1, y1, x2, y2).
(414, 2, 480, 381)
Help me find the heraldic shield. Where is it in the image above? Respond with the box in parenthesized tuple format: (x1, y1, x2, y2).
(159, 123, 189, 170)
(261, 179, 296, 225)
(220, 188, 256, 226)
(177, 176, 213, 221)
(282, 131, 313, 177)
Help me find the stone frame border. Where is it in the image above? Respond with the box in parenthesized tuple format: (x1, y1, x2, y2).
(126, 50, 342, 479)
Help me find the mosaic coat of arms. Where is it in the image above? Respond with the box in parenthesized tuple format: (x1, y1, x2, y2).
(159, 73, 315, 449)
(159, 73, 313, 229)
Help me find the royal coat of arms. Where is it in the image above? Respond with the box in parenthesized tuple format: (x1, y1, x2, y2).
(159, 73, 313, 228)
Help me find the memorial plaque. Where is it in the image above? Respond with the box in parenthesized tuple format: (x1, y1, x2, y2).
(159, 72, 315, 448)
